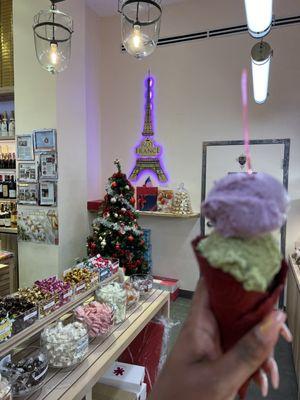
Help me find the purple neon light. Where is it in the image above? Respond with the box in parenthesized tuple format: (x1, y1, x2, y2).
(129, 74, 169, 184)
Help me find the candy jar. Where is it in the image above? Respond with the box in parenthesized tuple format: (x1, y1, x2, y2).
(95, 283, 127, 324)
(0, 373, 11, 400)
(129, 274, 153, 298)
(41, 321, 89, 368)
(171, 183, 193, 215)
(75, 301, 114, 338)
(123, 282, 140, 309)
(0, 347, 48, 397)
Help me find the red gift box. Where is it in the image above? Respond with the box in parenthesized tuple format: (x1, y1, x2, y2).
(136, 187, 158, 212)
(118, 320, 164, 395)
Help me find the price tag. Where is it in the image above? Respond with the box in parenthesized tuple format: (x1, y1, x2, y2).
(34, 366, 48, 381)
(0, 322, 12, 339)
(63, 290, 73, 299)
(43, 300, 55, 311)
(76, 283, 86, 293)
(23, 310, 38, 322)
(77, 337, 89, 353)
(91, 275, 98, 284)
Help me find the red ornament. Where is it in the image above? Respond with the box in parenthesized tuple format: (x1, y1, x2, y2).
(89, 242, 96, 250)
(115, 243, 120, 250)
(111, 181, 117, 188)
(128, 235, 134, 242)
(140, 240, 145, 245)
(130, 197, 135, 205)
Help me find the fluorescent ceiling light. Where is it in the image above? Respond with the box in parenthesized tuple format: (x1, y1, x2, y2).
(244, 0, 273, 38)
(251, 41, 273, 104)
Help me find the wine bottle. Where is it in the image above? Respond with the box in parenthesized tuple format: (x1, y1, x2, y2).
(11, 203, 17, 226)
(2, 176, 9, 199)
(0, 176, 3, 199)
(9, 176, 16, 199)
(12, 153, 16, 169)
(4, 204, 11, 227)
(8, 111, 15, 137)
(0, 204, 4, 227)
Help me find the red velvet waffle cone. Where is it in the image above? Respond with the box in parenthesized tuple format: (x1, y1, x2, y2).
(192, 236, 288, 397)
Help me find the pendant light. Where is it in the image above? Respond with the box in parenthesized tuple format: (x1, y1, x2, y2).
(119, 0, 162, 59)
(251, 41, 273, 104)
(244, 0, 273, 38)
(33, 0, 73, 74)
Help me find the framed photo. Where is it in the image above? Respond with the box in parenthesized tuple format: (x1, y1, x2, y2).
(40, 153, 58, 180)
(17, 135, 34, 161)
(34, 129, 57, 152)
(18, 162, 38, 182)
(18, 183, 38, 205)
(39, 181, 56, 206)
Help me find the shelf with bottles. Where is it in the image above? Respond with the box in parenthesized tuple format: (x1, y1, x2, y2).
(0, 150, 16, 170)
(0, 110, 15, 138)
(0, 201, 17, 232)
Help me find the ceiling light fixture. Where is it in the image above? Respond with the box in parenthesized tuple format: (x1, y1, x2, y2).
(118, 0, 162, 59)
(33, 0, 73, 74)
(251, 41, 273, 104)
(244, 0, 273, 38)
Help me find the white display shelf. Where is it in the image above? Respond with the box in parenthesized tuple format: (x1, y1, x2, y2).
(0, 226, 17, 234)
(138, 211, 200, 218)
(0, 137, 15, 141)
(0, 272, 120, 358)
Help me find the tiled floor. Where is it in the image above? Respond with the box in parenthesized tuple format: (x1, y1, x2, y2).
(170, 297, 298, 399)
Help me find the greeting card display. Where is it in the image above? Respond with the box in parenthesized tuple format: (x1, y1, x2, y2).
(18, 183, 39, 205)
(18, 162, 38, 182)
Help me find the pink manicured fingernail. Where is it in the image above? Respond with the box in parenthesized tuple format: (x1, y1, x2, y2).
(270, 358, 279, 389)
(260, 371, 268, 397)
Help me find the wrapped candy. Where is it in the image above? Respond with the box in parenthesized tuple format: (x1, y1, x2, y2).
(96, 283, 127, 324)
(130, 274, 153, 298)
(0, 297, 38, 334)
(17, 287, 55, 318)
(0, 347, 48, 397)
(41, 321, 89, 368)
(35, 277, 73, 308)
(75, 301, 114, 337)
(171, 183, 193, 215)
(63, 268, 98, 295)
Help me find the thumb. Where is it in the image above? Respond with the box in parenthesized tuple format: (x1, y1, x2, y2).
(214, 310, 286, 397)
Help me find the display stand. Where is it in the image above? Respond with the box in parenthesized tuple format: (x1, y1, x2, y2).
(0, 271, 170, 400)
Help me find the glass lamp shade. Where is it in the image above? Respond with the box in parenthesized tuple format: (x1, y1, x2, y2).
(33, 7, 73, 74)
(251, 42, 272, 104)
(120, 0, 162, 59)
(244, 0, 273, 38)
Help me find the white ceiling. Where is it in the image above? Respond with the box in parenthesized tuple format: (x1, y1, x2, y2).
(86, 0, 186, 17)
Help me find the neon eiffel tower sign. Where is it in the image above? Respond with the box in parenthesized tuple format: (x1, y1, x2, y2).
(129, 72, 167, 183)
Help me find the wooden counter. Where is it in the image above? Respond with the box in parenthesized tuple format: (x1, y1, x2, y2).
(287, 256, 300, 394)
(22, 288, 170, 400)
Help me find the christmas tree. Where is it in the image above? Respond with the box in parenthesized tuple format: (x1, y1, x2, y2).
(87, 160, 149, 275)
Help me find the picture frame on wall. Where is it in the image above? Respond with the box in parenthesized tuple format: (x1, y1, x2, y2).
(16, 134, 34, 161)
(39, 181, 56, 206)
(18, 182, 39, 205)
(40, 152, 58, 180)
(18, 162, 38, 182)
(34, 129, 57, 152)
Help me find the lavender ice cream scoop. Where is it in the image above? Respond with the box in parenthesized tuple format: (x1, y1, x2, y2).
(202, 173, 289, 237)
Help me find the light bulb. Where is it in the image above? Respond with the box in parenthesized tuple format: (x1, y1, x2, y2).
(130, 25, 143, 50)
(244, 0, 273, 38)
(251, 42, 272, 104)
(50, 42, 58, 65)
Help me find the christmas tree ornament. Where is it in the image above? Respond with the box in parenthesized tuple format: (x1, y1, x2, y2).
(125, 185, 130, 190)
(111, 182, 117, 188)
(172, 183, 193, 215)
(88, 160, 148, 275)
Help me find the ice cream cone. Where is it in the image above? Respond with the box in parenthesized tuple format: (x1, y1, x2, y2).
(192, 236, 288, 397)
(192, 236, 287, 350)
